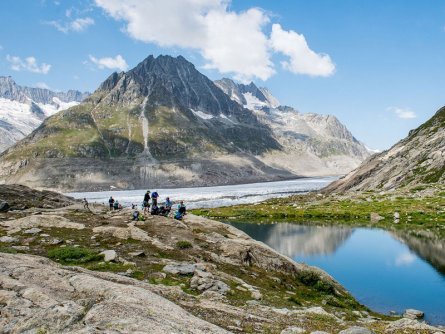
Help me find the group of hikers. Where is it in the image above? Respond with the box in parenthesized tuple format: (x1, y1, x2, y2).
(108, 190, 187, 221)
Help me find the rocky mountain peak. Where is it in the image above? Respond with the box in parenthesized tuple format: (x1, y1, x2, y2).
(214, 77, 280, 110)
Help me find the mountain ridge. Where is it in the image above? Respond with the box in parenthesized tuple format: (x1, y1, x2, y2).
(324, 106, 445, 192)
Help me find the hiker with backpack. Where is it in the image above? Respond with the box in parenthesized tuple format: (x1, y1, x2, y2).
(108, 197, 115, 211)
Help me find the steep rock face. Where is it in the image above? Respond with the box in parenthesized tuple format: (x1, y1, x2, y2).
(325, 107, 445, 192)
(0, 55, 288, 191)
(0, 77, 89, 152)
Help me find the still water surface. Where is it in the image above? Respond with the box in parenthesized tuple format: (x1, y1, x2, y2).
(228, 222, 445, 325)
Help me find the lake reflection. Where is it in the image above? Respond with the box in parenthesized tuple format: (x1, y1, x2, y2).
(228, 222, 445, 325)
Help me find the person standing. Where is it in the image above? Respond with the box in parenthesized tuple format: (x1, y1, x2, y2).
(82, 198, 89, 210)
(108, 197, 115, 211)
(151, 191, 159, 206)
(143, 191, 151, 215)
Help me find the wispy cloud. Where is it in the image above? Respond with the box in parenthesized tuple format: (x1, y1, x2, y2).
(35, 82, 51, 89)
(46, 17, 94, 33)
(387, 106, 417, 119)
(94, 0, 335, 82)
(6, 55, 51, 74)
(88, 54, 128, 71)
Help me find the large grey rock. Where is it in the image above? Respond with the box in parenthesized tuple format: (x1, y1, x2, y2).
(0, 236, 18, 243)
(100, 250, 117, 262)
(0, 252, 228, 333)
(281, 327, 305, 334)
(385, 318, 439, 331)
(23, 227, 42, 234)
(338, 327, 375, 334)
(163, 263, 196, 275)
(403, 308, 424, 319)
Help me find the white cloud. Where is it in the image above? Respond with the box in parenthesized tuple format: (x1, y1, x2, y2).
(35, 82, 50, 89)
(89, 54, 128, 71)
(46, 17, 95, 33)
(395, 252, 416, 266)
(270, 24, 335, 77)
(387, 106, 417, 119)
(6, 55, 51, 74)
(94, 0, 334, 82)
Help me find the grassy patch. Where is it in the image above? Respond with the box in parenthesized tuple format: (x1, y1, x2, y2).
(47, 246, 103, 264)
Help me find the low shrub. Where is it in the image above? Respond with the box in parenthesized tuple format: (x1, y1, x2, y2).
(176, 240, 193, 249)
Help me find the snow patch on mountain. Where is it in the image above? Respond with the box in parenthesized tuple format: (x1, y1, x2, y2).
(190, 108, 215, 120)
(0, 97, 82, 153)
(0, 77, 89, 153)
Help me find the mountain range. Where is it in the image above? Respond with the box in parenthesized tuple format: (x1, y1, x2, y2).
(0, 55, 370, 191)
(0, 76, 89, 152)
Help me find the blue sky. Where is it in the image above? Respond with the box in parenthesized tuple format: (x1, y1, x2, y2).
(1, 0, 445, 150)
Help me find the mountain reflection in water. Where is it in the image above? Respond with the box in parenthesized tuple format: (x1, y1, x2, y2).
(262, 224, 353, 257)
(392, 232, 445, 275)
(228, 221, 445, 325)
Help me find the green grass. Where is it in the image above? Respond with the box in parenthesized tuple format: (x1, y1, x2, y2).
(47, 246, 103, 264)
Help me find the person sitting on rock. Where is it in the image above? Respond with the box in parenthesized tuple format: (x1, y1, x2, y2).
(160, 197, 173, 216)
(109, 196, 115, 211)
(178, 201, 186, 215)
(174, 201, 186, 220)
(132, 207, 140, 221)
(151, 204, 160, 215)
(113, 200, 120, 210)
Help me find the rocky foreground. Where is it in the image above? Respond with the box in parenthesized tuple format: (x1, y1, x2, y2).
(0, 186, 444, 333)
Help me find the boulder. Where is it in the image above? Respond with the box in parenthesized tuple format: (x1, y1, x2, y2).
(163, 263, 196, 275)
(23, 228, 42, 234)
(100, 250, 117, 262)
(338, 327, 375, 334)
(0, 236, 18, 243)
(403, 308, 424, 320)
(0, 201, 10, 212)
(370, 212, 384, 222)
(385, 318, 438, 331)
(311, 332, 330, 334)
(251, 290, 262, 300)
(281, 327, 305, 334)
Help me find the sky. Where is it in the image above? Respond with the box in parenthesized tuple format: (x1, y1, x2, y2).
(1, 0, 445, 150)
